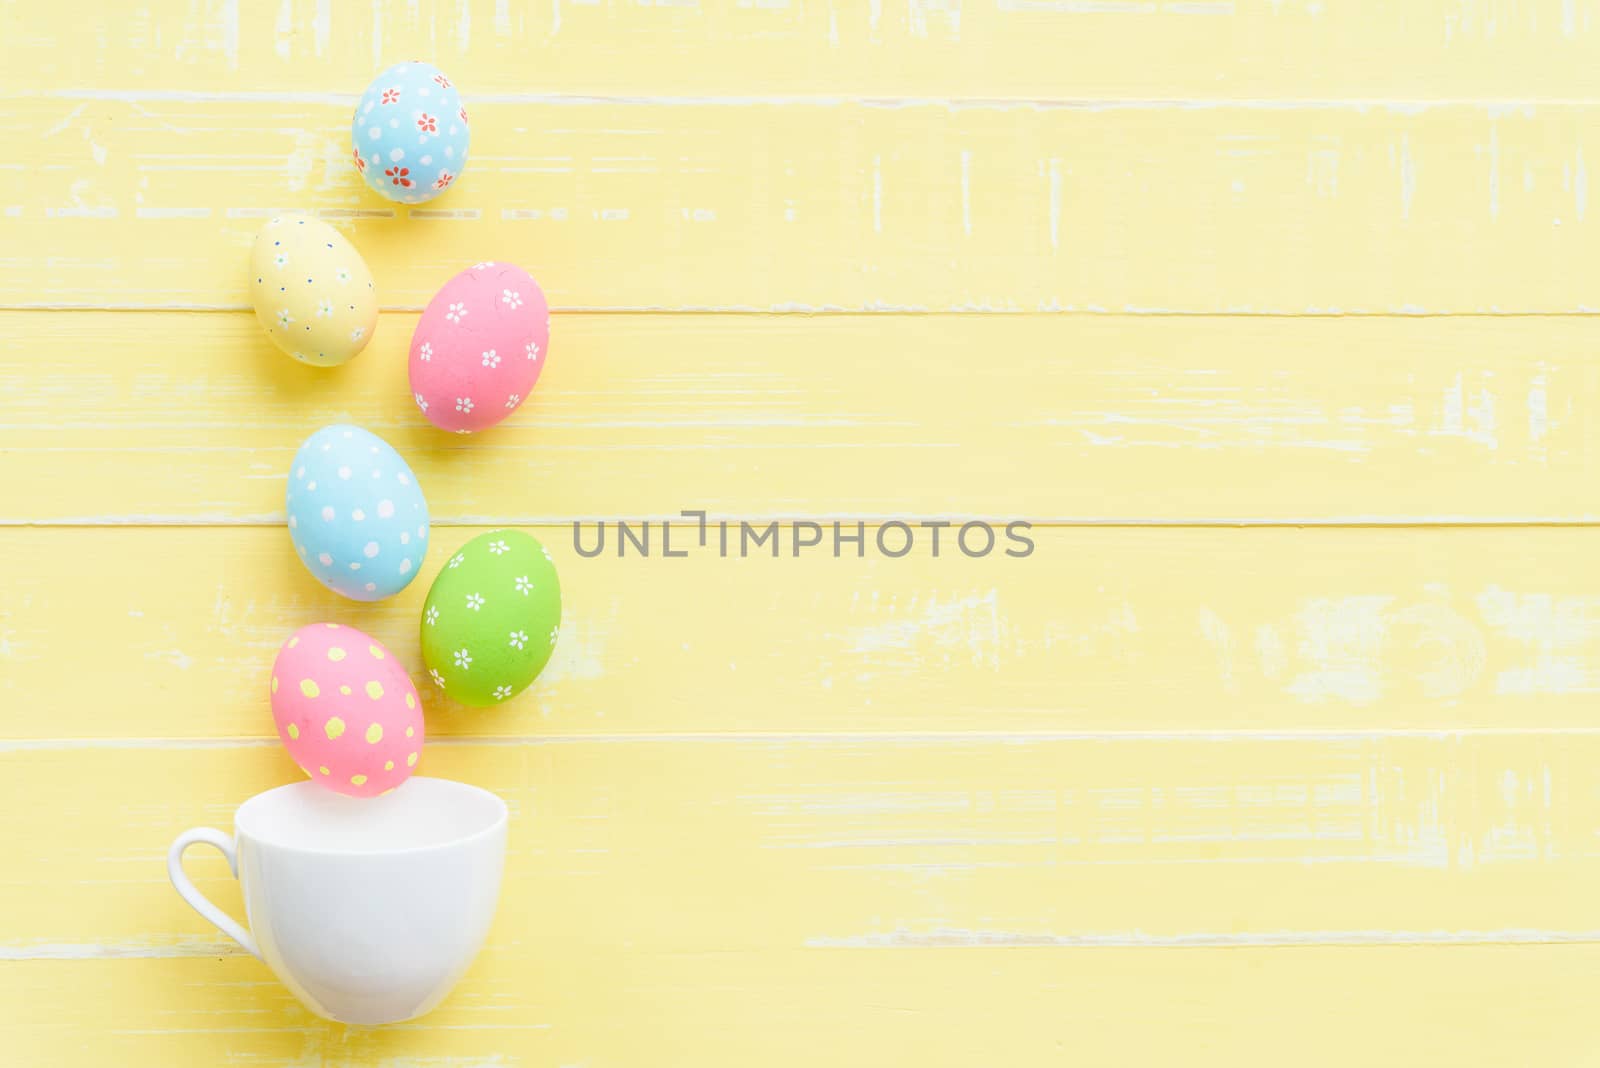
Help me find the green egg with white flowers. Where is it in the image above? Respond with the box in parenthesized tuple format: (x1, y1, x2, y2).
(421, 529, 561, 706)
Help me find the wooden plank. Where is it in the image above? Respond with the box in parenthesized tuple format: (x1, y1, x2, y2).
(7, 738, 1600, 951)
(12, 525, 1600, 739)
(6, 945, 1600, 1066)
(10, 97, 1600, 312)
(3, 311, 1596, 524)
(14, 0, 1600, 101)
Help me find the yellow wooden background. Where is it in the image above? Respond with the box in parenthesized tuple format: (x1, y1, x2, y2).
(8, 0, 1600, 1063)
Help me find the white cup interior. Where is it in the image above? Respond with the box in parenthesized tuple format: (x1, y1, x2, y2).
(235, 776, 506, 854)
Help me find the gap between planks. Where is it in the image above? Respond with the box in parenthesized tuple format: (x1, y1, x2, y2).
(10, 927, 1600, 961)
(14, 725, 1600, 752)
(13, 304, 1600, 318)
(18, 88, 1600, 111)
(5, 517, 1600, 529)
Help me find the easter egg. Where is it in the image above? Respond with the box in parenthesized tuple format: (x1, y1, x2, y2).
(249, 214, 378, 367)
(352, 62, 469, 204)
(421, 529, 561, 706)
(286, 425, 430, 602)
(270, 623, 424, 798)
(409, 263, 550, 434)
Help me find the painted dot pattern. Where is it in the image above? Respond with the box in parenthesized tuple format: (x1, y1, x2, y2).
(409, 264, 550, 434)
(421, 528, 562, 707)
(286, 424, 430, 602)
(269, 622, 425, 798)
(351, 62, 469, 205)
(248, 214, 378, 367)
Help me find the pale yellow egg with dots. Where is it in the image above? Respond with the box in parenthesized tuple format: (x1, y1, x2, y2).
(249, 214, 379, 367)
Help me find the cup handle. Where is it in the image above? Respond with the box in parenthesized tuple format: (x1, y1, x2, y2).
(167, 828, 261, 960)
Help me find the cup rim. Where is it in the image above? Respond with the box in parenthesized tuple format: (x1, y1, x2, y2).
(235, 776, 508, 857)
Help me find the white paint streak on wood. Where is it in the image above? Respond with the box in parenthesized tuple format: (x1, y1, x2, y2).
(313, 0, 331, 56)
(997, 0, 1155, 12)
(1435, 372, 1498, 448)
(1285, 595, 1390, 703)
(371, 0, 385, 68)
(1398, 133, 1416, 219)
(221, 0, 240, 69)
(135, 207, 212, 219)
(1528, 371, 1550, 448)
(1164, 0, 1234, 13)
(273, 0, 292, 60)
(843, 590, 1003, 667)
(1477, 586, 1600, 695)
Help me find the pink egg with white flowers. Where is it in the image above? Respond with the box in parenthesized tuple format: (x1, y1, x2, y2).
(409, 262, 549, 433)
(269, 623, 424, 798)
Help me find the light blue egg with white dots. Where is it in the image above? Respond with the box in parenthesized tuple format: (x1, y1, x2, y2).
(351, 61, 470, 204)
(287, 425, 430, 601)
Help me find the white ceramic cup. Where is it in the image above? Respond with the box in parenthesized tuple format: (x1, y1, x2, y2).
(168, 776, 508, 1025)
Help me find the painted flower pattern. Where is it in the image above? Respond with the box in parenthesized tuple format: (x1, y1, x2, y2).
(352, 148, 367, 173)
(273, 251, 289, 269)
(410, 265, 544, 433)
(448, 553, 465, 569)
(453, 648, 473, 669)
(488, 539, 510, 555)
(349, 326, 366, 342)
(429, 668, 446, 689)
(459, 106, 469, 123)
(317, 298, 334, 318)
(355, 63, 467, 205)
(335, 267, 351, 284)
(466, 593, 485, 611)
(492, 685, 512, 701)
(425, 605, 440, 625)
(276, 308, 294, 328)
(385, 166, 413, 188)
(414, 392, 429, 412)
(515, 575, 533, 595)
(508, 629, 528, 650)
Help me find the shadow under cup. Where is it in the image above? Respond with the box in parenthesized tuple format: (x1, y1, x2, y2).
(235, 777, 508, 1025)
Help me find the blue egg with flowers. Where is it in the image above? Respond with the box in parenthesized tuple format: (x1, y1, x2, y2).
(351, 62, 470, 204)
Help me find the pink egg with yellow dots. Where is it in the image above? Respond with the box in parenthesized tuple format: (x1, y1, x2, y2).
(269, 623, 424, 798)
